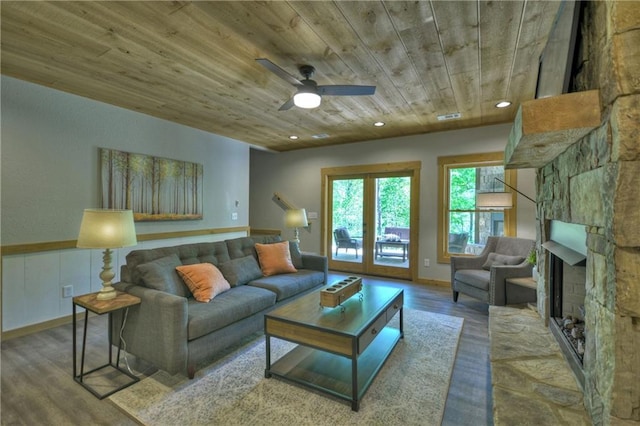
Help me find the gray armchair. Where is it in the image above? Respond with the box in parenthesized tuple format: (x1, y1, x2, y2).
(450, 236, 534, 305)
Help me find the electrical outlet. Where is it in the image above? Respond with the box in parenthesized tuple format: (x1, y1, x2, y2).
(231, 212, 238, 220)
(424, 258, 430, 267)
(62, 285, 73, 298)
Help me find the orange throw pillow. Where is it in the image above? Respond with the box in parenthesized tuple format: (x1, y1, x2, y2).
(255, 241, 297, 276)
(175, 263, 230, 302)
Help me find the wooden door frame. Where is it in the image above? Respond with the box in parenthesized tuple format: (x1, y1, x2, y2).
(321, 161, 421, 281)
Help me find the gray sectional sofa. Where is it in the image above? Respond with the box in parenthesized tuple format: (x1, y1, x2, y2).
(113, 235, 327, 378)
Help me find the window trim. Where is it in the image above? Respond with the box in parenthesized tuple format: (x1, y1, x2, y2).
(437, 152, 517, 263)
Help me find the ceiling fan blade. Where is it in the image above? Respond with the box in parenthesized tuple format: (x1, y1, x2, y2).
(278, 98, 295, 111)
(256, 58, 303, 86)
(318, 85, 376, 96)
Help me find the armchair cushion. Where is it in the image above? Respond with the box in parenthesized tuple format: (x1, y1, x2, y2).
(482, 253, 525, 270)
(455, 269, 491, 291)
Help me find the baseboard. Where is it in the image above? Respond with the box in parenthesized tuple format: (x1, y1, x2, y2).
(416, 277, 451, 288)
(2, 312, 87, 340)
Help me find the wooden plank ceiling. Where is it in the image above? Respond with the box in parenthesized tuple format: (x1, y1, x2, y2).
(1, 1, 561, 152)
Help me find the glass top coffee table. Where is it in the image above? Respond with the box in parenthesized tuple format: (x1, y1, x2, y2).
(264, 283, 403, 411)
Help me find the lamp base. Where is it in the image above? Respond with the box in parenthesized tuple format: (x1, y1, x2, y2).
(96, 285, 117, 300)
(97, 248, 117, 300)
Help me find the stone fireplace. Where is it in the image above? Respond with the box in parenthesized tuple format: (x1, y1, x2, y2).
(507, 2, 639, 424)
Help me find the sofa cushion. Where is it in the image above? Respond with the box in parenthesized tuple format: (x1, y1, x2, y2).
(255, 241, 297, 276)
(176, 263, 230, 302)
(224, 236, 285, 260)
(187, 285, 276, 340)
(178, 242, 231, 266)
(482, 253, 525, 270)
(254, 238, 302, 269)
(218, 255, 263, 287)
(251, 235, 283, 245)
(288, 241, 304, 269)
(247, 270, 325, 302)
(126, 242, 230, 285)
(137, 254, 190, 298)
(455, 269, 491, 291)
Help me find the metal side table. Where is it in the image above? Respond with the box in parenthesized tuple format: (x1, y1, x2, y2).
(72, 291, 141, 399)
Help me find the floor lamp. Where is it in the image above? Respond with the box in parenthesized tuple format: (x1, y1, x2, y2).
(476, 177, 535, 209)
(77, 209, 137, 300)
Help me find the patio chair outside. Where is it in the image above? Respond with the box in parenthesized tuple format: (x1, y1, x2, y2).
(334, 228, 361, 258)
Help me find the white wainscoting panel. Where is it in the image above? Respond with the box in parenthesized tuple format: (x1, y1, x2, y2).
(2, 231, 248, 332)
(2, 256, 26, 331)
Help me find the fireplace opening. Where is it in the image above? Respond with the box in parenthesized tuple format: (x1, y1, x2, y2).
(542, 221, 588, 388)
(549, 252, 587, 364)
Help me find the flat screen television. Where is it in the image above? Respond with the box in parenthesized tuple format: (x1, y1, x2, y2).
(535, 0, 582, 99)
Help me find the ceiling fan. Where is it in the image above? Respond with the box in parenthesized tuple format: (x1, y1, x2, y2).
(256, 58, 376, 111)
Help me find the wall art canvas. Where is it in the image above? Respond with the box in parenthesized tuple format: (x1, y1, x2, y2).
(101, 148, 203, 221)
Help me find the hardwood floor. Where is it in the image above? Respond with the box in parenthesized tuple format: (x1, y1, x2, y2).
(1, 273, 491, 425)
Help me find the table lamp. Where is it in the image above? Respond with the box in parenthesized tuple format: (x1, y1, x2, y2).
(77, 209, 137, 300)
(285, 208, 308, 245)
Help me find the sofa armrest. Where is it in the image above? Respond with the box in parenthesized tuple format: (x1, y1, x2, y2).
(301, 253, 328, 283)
(113, 281, 189, 375)
(489, 262, 533, 305)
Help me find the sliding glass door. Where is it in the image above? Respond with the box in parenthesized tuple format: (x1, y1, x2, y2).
(323, 162, 420, 281)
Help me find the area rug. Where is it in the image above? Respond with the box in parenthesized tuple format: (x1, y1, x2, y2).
(110, 308, 463, 426)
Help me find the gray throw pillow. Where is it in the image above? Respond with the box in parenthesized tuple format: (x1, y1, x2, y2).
(137, 253, 191, 298)
(218, 255, 263, 287)
(482, 252, 525, 270)
(288, 241, 304, 269)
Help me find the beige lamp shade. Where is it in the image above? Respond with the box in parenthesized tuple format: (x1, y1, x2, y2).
(77, 209, 137, 248)
(285, 208, 308, 228)
(476, 192, 513, 209)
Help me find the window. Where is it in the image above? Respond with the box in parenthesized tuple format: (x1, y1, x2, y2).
(437, 152, 517, 263)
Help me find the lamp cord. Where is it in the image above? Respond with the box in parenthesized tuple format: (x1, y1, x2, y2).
(495, 177, 536, 203)
(118, 308, 144, 378)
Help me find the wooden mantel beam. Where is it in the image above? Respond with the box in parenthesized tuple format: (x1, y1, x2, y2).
(505, 90, 601, 169)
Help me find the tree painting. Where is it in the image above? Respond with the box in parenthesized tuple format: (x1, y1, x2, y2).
(101, 148, 203, 221)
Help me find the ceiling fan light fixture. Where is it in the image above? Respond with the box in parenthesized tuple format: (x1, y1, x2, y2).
(293, 91, 321, 109)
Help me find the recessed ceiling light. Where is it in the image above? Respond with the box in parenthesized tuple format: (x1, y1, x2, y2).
(495, 101, 512, 108)
(374, 121, 385, 127)
(289, 135, 299, 140)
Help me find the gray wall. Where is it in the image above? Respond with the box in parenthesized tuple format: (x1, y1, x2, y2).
(250, 124, 536, 282)
(1, 76, 253, 330)
(1, 76, 251, 244)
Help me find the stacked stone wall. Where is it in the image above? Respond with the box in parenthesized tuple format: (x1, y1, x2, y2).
(535, 2, 640, 424)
